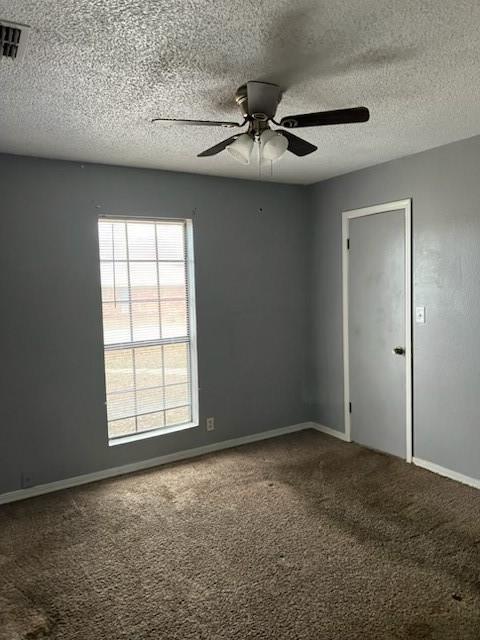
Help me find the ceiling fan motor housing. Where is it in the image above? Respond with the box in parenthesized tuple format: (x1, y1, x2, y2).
(235, 81, 283, 122)
(235, 84, 249, 118)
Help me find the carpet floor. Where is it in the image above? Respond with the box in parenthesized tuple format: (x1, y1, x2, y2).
(1, 429, 480, 639)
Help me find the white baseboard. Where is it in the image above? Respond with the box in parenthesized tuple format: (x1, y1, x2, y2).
(0, 422, 315, 506)
(413, 457, 480, 490)
(4, 425, 476, 506)
(312, 422, 351, 442)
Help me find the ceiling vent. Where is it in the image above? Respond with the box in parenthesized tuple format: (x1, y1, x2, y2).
(0, 19, 30, 61)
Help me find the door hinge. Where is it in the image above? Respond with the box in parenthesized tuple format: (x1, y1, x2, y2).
(349, 402, 352, 414)
(346, 238, 350, 250)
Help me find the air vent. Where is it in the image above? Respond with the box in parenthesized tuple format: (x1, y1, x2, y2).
(0, 19, 30, 61)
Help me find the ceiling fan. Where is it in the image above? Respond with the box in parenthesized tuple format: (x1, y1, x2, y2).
(152, 81, 369, 164)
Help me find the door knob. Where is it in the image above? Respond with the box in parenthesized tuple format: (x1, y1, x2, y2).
(393, 346, 405, 355)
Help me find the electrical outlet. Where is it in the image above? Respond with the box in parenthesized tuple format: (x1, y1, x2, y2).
(206, 417, 215, 432)
(21, 472, 35, 489)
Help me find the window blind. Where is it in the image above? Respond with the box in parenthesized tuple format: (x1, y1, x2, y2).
(98, 218, 197, 440)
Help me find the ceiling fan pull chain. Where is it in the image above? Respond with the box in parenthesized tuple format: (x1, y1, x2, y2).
(258, 140, 262, 179)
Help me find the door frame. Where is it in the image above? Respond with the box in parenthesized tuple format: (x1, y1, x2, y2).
(342, 199, 412, 462)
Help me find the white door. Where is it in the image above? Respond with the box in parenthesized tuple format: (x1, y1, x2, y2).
(343, 201, 412, 460)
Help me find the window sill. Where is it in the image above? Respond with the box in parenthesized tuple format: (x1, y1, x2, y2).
(108, 421, 199, 447)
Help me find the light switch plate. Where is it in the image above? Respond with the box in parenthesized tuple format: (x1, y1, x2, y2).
(415, 306, 425, 324)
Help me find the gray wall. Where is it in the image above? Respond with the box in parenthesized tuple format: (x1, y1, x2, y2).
(0, 153, 311, 494)
(3, 133, 480, 496)
(308, 134, 480, 480)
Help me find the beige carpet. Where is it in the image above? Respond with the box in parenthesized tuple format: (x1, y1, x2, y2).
(1, 430, 480, 639)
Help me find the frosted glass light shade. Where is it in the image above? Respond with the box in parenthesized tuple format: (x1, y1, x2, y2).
(260, 129, 288, 161)
(227, 134, 254, 164)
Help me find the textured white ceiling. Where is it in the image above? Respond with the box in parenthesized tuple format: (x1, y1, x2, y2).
(1, 0, 480, 184)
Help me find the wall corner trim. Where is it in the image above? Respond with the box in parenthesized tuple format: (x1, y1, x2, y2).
(0, 422, 316, 506)
(312, 423, 351, 442)
(412, 457, 480, 490)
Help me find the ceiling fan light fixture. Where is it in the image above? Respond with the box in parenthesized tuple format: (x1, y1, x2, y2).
(152, 81, 367, 162)
(260, 129, 289, 161)
(226, 133, 254, 164)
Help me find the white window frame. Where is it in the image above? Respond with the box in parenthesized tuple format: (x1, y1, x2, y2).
(98, 215, 199, 446)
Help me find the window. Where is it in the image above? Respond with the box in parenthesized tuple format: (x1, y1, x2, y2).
(98, 217, 198, 443)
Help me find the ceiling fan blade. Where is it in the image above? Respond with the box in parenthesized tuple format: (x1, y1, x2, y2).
(279, 107, 370, 129)
(280, 131, 317, 157)
(152, 117, 243, 128)
(197, 135, 239, 157)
